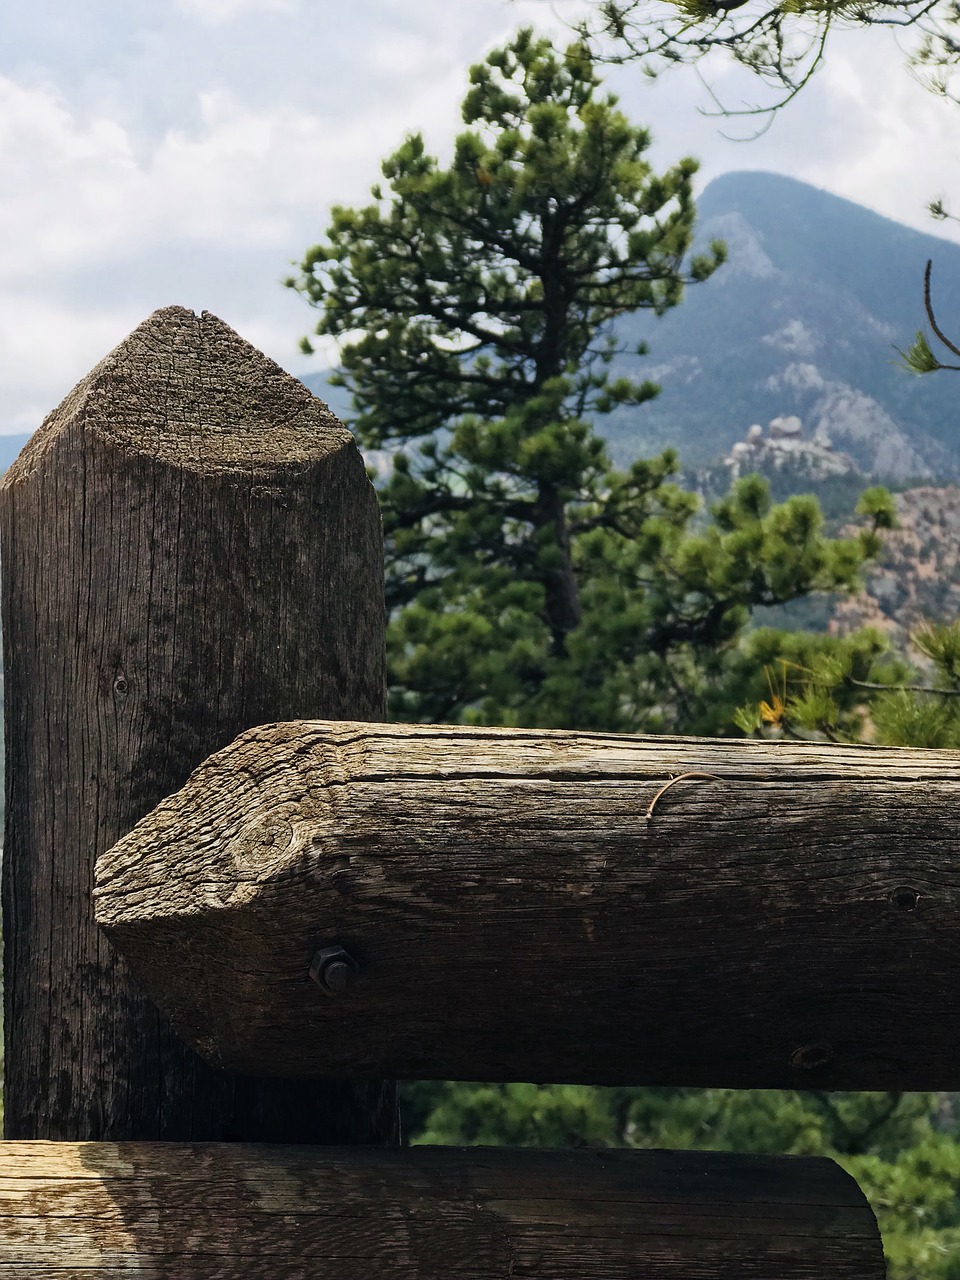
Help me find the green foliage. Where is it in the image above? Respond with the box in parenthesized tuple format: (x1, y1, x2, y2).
(870, 620, 960, 748)
(409, 1082, 614, 1148)
(693, 462, 894, 528)
(406, 1083, 935, 1158)
(899, 329, 947, 375)
(857, 485, 898, 530)
(914, 618, 960, 679)
(735, 616, 960, 747)
(731, 626, 902, 740)
(850, 1130, 960, 1279)
(291, 25, 954, 1280)
(291, 29, 884, 733)
(379, 464, 889, 732)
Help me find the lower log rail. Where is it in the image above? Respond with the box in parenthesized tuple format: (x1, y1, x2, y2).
(0, 1143, 883, 1278)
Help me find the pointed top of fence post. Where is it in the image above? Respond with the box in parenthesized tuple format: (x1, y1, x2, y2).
(4, 305, 351, 484)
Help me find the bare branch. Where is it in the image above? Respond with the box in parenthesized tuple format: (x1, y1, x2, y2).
(923, 257, 960, 359)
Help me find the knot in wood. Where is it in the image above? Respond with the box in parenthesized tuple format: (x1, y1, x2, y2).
(891, 886, 920, 912)
(789, 1041, 834, 1071)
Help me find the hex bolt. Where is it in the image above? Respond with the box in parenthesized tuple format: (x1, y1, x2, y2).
(310, 945, 360, 996)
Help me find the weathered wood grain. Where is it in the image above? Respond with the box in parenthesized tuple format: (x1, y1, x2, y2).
(0, 1142, 884, 1278)
(97, 719, 960, 1089)
(1, 307, 397, 1142)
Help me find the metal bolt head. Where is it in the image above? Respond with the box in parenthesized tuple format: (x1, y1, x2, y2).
(310, 945, 359, 995)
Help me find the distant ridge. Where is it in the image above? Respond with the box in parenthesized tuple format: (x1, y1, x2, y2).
(0, 434, 32, 473)
(601, 170, 960, 479)
(290, 173, 960, 484)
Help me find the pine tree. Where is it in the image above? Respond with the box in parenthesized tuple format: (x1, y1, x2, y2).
(288, 28, 950, 1278)
(289, 28, 888, 732)
(735, 614, 960, 748)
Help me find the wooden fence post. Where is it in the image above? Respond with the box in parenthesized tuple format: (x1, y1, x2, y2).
(0, 306, 398, 1143)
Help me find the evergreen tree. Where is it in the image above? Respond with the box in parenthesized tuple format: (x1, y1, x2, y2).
(289, 28, 947, 1280)
(289, 28, 889, 732)
(735, 615, 960, 747)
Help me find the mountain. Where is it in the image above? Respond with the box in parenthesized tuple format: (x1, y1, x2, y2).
(832, 485, 960, 647)
(604, 171, 960, 479)
(0, 434, 33, 473)
(304, 171, 960, 483)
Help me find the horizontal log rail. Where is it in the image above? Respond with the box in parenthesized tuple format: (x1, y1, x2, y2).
(0, 1142, 882, 1278)
(96, 720, 960, 1088)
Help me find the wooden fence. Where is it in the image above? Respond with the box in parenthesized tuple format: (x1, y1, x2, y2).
(0, 306, 893, 1276)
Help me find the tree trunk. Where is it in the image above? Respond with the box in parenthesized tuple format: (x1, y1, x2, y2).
(537, 483, 581, 654)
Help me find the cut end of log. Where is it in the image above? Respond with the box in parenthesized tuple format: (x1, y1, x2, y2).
(2, 305, 353, 482)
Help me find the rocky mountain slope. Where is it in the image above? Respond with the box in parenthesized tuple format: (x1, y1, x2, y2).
(305, 171, 960, 486)
(832, 485, 960, 647)
(605, 171, 960, 479)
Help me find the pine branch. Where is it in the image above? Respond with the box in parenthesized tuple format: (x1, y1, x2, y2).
(847, 677, 960, 697)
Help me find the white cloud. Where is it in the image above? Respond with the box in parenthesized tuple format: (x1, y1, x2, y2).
(0, 78, 139, 280)
(0, 19, 486, 423)
(1, 1, 959, 435)
(0, 70, 466, 278)
(0, 294, 137, 433)
(175, 0, 297, 25)
(802, 28, 960, 238)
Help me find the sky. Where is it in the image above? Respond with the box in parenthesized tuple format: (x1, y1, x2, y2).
(3, 0, 960, 436)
